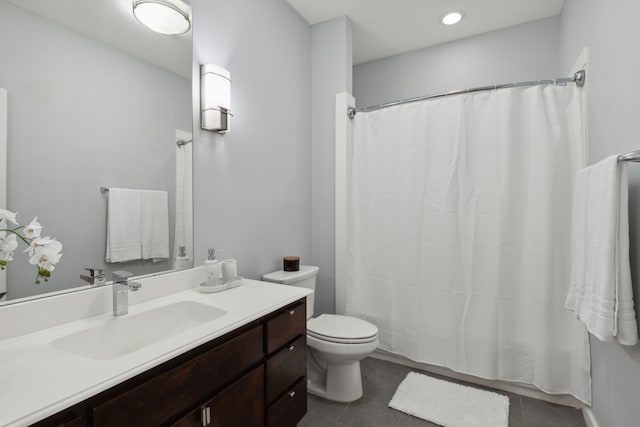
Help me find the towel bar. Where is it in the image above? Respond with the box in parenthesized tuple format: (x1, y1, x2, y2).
(618, 150, 640, 162)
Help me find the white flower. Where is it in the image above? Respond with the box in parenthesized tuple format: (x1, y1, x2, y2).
(25, 236, 63, 271)
(0, 232, 18, 262)
(0, 209, 18, 225)
(30, 251, 62, 272)
(24, 217, 42, 239)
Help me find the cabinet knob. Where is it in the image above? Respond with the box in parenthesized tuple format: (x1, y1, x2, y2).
(289, 309, 295, 316)
(288, 345, 295, 352)
(288, 390, 296, 398)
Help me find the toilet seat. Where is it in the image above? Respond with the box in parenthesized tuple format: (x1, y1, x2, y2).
(307, 314, 378, 344)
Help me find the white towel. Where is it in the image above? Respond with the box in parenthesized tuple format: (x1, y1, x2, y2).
(565, 155, 638, 345)
(106, 188, 142, 263)
(141, 190, 170, 262)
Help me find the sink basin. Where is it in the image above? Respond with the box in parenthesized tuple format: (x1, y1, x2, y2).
(51, 301, 226, 360)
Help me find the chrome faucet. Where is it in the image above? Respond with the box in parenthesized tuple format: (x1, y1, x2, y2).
(112, 271, 142, 316)
(80, 267, 106, 286)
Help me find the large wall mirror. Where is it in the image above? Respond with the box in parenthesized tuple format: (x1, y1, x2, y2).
(0, 0, 193, 304)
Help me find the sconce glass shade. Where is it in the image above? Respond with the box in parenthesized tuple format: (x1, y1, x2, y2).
(133, 0, 191, 35)
(201, 65, 232, 133)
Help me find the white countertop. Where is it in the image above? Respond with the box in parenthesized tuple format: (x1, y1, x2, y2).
(0, 274, 311, 427)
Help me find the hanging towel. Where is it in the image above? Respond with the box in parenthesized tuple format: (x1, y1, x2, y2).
(106, 188, 142, 263)
(565, 155, 638, 345)
(141, 190, 170, 262)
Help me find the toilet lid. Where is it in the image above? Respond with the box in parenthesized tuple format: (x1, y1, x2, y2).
(307, 314, 378, 344)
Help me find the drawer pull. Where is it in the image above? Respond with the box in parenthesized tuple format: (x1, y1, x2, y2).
(201, 406, 211, 426)
(288, 390, 296, 398)
(288, 345, 295, 352)
(289, 309, 295, 316)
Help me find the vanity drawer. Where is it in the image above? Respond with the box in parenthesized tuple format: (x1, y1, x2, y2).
(92, 324, 263, 427)
(266, 335, 306, 404)
(265, 300, 306, 354)
(266, 376, 307, 427)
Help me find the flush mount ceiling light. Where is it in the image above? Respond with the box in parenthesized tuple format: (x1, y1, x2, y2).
(132, 0, 191, 35)
(440, 10, 465, 26)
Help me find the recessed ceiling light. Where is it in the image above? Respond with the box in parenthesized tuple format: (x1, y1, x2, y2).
(440, 10, 465, 26)
(132, 0, 191, 35)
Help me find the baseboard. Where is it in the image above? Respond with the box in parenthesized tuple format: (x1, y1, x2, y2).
(582, 407, 599, 427)
(371, 350, 584, 408)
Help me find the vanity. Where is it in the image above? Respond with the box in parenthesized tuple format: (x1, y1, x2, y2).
(0, 268, 312, 427)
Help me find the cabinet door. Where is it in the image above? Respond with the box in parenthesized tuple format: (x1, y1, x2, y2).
(30, 411, 83, 427)
(172, 365, 264, 427)
(93, 325, 263, 427)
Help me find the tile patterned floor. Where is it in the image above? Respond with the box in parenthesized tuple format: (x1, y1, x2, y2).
(299, 358, 586, 427)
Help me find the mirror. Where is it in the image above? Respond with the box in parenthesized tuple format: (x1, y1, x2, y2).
(0, 0, 193, 303)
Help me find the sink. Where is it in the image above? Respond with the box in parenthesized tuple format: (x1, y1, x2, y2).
(51, 301, 226, 360)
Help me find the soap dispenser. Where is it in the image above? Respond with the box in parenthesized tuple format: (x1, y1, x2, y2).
(174, 246, 192, 271)
(203, 248, 221, 285)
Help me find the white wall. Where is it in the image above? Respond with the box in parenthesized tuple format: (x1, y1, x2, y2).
(311, 17, 353, 315)
(559, 1, 640, 425)
(353, 17, 560, 109)
(0, 1, 191, 299)
(191, 0, 312, 281)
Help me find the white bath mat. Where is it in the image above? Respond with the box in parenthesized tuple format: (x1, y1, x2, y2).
(388, 372, 509, 427)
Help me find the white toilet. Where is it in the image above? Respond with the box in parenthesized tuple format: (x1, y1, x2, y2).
(262, 265, 379, 403)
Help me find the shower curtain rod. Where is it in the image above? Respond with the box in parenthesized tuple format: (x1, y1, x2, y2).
(347, 70, 586, 118)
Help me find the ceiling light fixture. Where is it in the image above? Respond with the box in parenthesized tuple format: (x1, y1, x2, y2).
(440, 10, 465, 26)
(132, 0, 191, 35)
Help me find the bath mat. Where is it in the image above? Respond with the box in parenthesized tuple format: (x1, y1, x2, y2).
(388, 372, 509, 427)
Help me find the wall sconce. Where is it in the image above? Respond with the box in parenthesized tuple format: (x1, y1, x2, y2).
(200, 65, 232, 133)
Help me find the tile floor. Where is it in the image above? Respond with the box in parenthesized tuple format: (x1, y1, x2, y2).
(299, 358, 586, 427)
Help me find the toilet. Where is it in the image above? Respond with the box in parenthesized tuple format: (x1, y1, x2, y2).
(262, 265, 379, 403)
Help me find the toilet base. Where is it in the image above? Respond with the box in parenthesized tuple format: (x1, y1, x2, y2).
(307, 359, 364, 403)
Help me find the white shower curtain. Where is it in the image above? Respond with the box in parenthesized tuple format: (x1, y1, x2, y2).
(346, 85, 591, 403)
(173, 134, 193, 269)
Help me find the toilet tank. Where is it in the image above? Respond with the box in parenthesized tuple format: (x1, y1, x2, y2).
(262, 265, 319, 318)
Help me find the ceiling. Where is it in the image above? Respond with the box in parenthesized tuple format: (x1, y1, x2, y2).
(8, 0, 565, 74)
(286, 0, 565, 64)
(6, 0, 192, 78)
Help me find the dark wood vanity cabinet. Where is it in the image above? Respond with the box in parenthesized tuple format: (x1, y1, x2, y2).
(33, 298, 307, 427)
(265, 300, 307, 427)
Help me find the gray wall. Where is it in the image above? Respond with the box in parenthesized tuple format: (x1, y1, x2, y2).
(354, 17, 560, 109)
(559, 1, 640, 425)
(0, 1, 191, 299)
(311, 17, 352, 315)
(191, 0, 311, 281)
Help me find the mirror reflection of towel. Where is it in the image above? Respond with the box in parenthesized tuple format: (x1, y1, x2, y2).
(106, 188, 142, 263)
(141, 190, 169, 262)
(106, 188, 169, 263)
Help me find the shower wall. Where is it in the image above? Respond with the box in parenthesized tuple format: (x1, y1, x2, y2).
(353, 16, 559, 108)
(559, 1, 640, 426)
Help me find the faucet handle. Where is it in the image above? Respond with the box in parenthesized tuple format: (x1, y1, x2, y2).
(113, 270, 133, 283)
(84, 267, 105, 277)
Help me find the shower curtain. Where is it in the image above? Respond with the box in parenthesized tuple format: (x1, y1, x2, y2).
(173, 135, 193, 269)
(346, 85, 591, 403)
